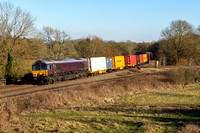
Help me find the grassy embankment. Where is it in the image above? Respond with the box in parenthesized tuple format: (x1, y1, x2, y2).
(1, 67, 200, 132)
(19, 85, 200, 132)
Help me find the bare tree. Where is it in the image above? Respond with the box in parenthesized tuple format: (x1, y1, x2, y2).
(42, 26, 70, 59)
(54, 29, 69, 58)
(160, 20, 194, 65)
(0, 2, 36, 81)
(197, 25, 200, 35)
(42, 26, 54, 43)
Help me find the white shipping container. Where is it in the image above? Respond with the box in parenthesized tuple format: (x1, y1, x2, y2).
(89, 57, 107, 72)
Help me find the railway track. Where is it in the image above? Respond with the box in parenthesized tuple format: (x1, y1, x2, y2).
(0, 67, 165, 98)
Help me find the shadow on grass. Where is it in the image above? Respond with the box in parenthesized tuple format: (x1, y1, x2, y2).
(23, 105, 200, 132)
(79, 105, 200, 116)
(6, 73, 33, 85)
(72, 105, 200, 123)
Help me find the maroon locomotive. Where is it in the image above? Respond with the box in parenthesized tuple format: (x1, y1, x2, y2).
(32, 58, 88, 84)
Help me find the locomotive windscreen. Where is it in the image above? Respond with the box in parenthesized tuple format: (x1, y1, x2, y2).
(32, 64, 47, 71)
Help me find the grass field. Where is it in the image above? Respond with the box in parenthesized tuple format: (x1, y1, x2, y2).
(117, 85, 200, 107)
(19, 85, 200, 132)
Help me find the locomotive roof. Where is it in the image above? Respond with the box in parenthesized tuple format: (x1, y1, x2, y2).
(34, 58, 87, 64)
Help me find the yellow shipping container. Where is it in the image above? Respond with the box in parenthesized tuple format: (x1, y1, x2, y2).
(114, 56, 125, 70)
(143, 54, 147, 63)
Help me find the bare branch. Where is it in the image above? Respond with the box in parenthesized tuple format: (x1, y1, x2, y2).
(0, 2, 36, 50)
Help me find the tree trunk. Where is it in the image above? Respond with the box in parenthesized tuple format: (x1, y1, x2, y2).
(6, 52, 13, 83)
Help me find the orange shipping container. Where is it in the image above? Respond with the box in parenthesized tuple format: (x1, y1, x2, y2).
(124, 55, 136, 66)
(139, 55, 144, 63)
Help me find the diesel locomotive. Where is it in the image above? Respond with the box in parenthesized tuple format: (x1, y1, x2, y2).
(32, 58, 88, 84)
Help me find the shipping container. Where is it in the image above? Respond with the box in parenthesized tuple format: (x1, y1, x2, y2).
(106, 57, 115, 70)
(146, 52, 153, 60)
(124, 56, 130, 66)
(139, 54, 144, 63)
(143, 54, 148, 63)
(114, 56, 125, 70)
(144, 52, 152, 62)
(136, 55, 140, 64)
(88, 57, 107, 74)
(130, 55, 137, 66)
(124, 55, 137, 67)
(146, 53, 150, 61)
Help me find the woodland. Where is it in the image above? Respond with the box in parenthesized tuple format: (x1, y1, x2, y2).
(0, 2, 200, 82)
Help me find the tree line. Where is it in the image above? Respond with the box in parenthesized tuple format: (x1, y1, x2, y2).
(0, 2, 200, 81)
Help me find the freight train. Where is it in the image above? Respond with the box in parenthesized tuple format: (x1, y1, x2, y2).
(32, 52, 153, 84)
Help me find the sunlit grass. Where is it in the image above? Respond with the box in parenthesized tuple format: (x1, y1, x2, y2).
(116, 85, 200, 107)
(23, 108, 199, 133)
(20, 85, 200, 132)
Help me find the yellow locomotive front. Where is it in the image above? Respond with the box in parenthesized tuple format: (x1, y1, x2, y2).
(32, 63, 48, 81)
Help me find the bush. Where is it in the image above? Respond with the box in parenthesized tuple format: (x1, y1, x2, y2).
(178, 123, 200, 133)
(166, 66, 200, 85)
(185, 67, 200, 84)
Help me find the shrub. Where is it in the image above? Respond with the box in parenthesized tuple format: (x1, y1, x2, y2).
(177, 58, 189, 66)
(178, 123, 200, 133)
(166, 66, 200, 85)
(185, 67, 200, 84)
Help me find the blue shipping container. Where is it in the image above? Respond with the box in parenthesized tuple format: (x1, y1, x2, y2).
(106, 58, 113, 69)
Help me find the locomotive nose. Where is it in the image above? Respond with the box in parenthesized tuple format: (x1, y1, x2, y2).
(32, 70, 48, 78)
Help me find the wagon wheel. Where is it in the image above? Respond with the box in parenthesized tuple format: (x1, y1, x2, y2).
(77, 74, 81, 79)
(62, 76, 66, 81)
(50, 79, 54, 84)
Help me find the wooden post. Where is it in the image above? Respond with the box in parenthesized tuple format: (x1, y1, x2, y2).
(156, 61, 159, 68)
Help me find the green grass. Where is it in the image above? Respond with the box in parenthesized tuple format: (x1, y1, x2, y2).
(116, 85, 200, 107)
(21, 107, 200, 132)
(20, 85, 200, 132)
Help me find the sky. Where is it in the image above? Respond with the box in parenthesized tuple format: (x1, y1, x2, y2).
(1, 0, 200, 42)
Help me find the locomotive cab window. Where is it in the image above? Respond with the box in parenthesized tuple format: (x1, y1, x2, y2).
(32, 64, 47, 70)
(40, 64, 47, 70)
(32, 65, 39, 71)
(47, 65, 51, 70)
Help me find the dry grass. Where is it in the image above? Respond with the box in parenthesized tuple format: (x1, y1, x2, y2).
(3, 73, 175, 112)
(178, 123, 200, 133)
(0, 70, 199, 132)
(15, 73, 174, 111)
(166, 66, 200, 85)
